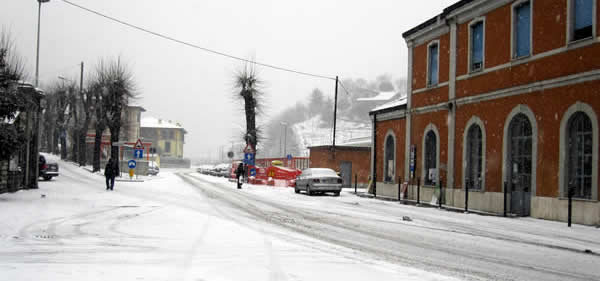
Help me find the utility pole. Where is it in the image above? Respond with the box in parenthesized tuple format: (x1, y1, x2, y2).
(332, 76, 338, 151)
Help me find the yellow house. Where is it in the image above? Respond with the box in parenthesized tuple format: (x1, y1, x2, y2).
(140, 117, 187, 159)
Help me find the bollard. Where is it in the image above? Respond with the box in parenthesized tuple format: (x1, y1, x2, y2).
(398, 177, 402, 201)
(374, 174, 377, 198)
(503, 181, 508, 217)
(465, 179, 469, 213)
(354, 174, 358, 194)
(417, 177, 421, 205)
(438, 179, 443, 209)
(568, 186, 574, 227)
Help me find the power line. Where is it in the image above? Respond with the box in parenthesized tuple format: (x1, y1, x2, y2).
(337, 80, 351, 96)
(60, 0, 336, 81)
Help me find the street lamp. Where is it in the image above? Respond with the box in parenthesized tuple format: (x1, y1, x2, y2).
(35, 0, 50, 87)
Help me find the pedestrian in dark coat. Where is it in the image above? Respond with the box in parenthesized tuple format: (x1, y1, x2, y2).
(104, 158, 116, 191)
(235, 163, 244, 189)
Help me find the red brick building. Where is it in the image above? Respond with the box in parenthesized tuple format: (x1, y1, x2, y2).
(309, 145, 371, 188)
(372, 0, 600, 225)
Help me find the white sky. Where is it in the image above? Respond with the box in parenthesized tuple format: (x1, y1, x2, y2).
(2, 0, 456, 159)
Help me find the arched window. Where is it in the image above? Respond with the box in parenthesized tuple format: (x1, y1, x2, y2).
(424, 131, 437, 185)
(384, 134, 395, 182)
(567, 112, 593, 199)
(466, 125, 483, 190)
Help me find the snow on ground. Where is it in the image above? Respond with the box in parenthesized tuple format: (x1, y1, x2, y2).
(183, 173, 600, 281)
(0, 154, 458, 281)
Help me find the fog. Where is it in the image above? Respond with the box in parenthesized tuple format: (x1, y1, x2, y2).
(2, 0, 457, 160)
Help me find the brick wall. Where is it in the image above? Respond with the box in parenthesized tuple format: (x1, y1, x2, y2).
(309, 147, 371, 185)
(374, 118, 406, 183)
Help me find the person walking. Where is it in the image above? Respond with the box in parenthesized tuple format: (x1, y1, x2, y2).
(235, 162, 244, 189)
(104, 158, 117, 191)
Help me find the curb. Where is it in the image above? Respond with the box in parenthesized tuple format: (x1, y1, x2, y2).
(354, 192, 509, 217)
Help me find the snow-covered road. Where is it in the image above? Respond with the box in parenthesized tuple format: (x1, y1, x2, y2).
(1, 155, 599, 281)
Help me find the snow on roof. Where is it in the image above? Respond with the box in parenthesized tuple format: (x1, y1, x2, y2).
(141, 116, 184, 129)
(357, 91, 397, 102)
(340, 137, 371, 147)
(370, 96, 408, 113)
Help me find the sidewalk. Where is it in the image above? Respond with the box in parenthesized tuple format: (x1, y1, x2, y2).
(350, 190, 600, 257)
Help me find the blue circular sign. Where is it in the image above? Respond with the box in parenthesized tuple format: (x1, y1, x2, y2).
(250, 168, 256, 177)
(128, 160, 137, 169)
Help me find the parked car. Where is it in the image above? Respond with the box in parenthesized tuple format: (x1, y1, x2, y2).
(148, 161, 160, 176)
(38, 155, 59, 181)
(295, 168, 342, 196)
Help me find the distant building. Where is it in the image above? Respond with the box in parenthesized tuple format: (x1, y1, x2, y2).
(140, 117, 190, 168)
(84, 104, 146, 164)
(121, 105, 146, 142)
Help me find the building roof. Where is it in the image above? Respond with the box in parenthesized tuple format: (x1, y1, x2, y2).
(141, 116, 185, 130)
(356, 91, 398, 102)
(369, 96, 408, 115)
(402, 0, 476, 39)
(308, 137, 371, 150)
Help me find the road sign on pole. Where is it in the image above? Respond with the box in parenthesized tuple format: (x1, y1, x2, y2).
(134, 149, 144, 159)
(134, 138, 143, 149)
(128, 159, 137, 169)
(244, 153, 255, 166)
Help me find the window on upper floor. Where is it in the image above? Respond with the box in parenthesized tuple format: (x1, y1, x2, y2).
(513, 1, 531, 58)
(427, 42, 439, 86)
(470, 20, 484, 72)
(571, 0, 594, 41)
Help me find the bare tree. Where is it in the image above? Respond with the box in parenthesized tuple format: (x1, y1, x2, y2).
(51, 82, 72, 160)
(233, 64, 263, 153)
(90, 81, 107, 172)
(95, 57, 136, 162)
(76, 80, 94, 166)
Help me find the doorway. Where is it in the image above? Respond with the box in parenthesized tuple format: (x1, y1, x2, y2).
(340, 161, 352, 188)
(507, 114, 533, 216)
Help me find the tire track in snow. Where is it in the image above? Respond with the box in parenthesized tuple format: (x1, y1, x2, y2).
(180, 172, 600, 281)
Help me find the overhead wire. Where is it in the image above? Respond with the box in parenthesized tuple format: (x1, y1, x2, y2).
(60, 0, 337, 81)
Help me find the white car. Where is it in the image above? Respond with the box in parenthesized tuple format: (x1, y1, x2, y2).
(295, 168, 342, 196)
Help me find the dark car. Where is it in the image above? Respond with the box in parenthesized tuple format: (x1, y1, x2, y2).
(38, 155, 59, 181)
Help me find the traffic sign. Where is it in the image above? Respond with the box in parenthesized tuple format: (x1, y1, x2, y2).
(244, 153, 255, 166)
(134, 138, 143, 149)
(243, 144, 255, 153)
(128, 159, 137, 169)
(249, 168, 256, 177)
(287, 154, 292, 160)
(134, 149, 144, 159)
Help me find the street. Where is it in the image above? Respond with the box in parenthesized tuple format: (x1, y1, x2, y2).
(1, 155, 599, 281)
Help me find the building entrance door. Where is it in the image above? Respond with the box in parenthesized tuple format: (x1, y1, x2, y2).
(508, 114, 532, 217)
(340, 161, 352, 188)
